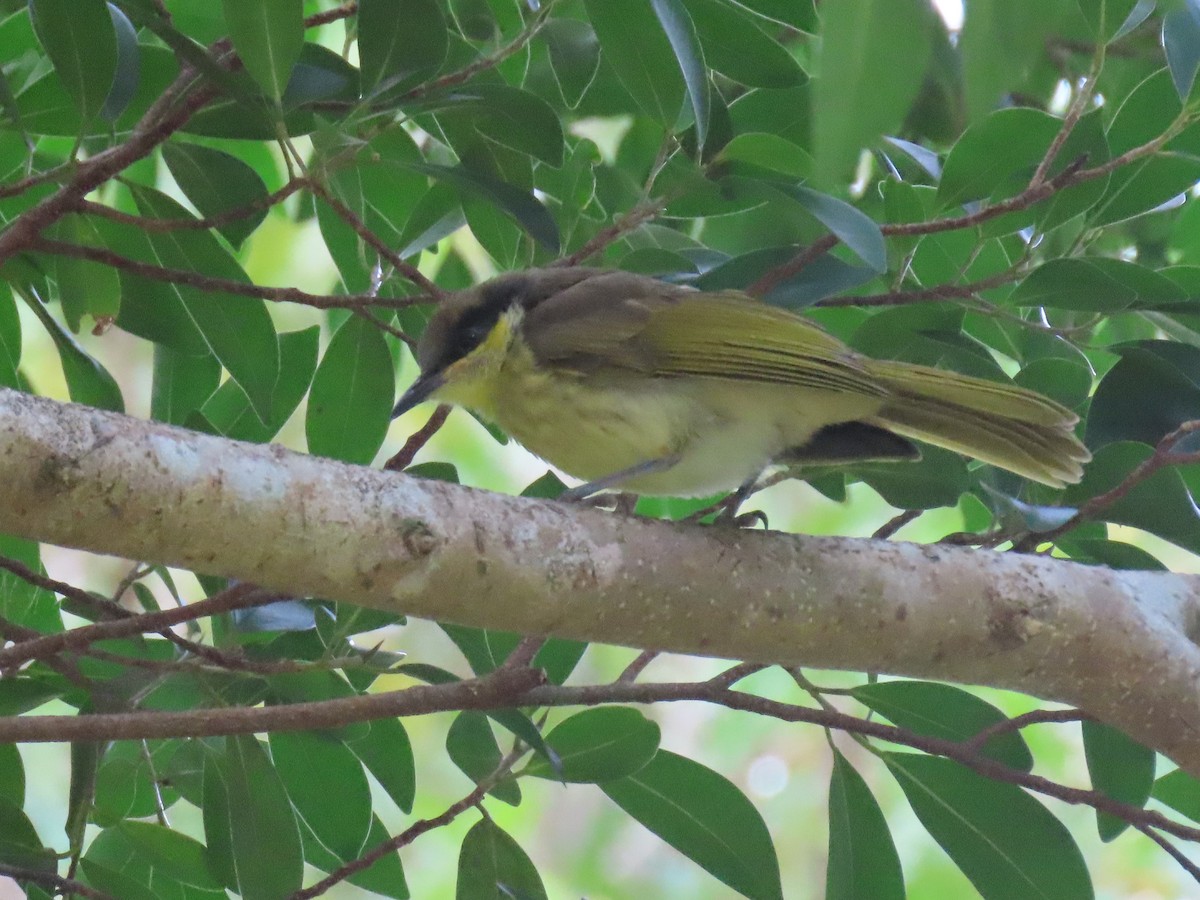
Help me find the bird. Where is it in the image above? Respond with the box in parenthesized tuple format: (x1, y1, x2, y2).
(391, 267, 1090, 500)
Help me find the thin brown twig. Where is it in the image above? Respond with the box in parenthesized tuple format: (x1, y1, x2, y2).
(553, 197, 669, 267)
(0, 583, 279, 670)
(29, 237, 410, 311)
(961, 707, 1089, 754)
(617, 650, 660, 683)
(75, 180, 306, 233)
(307, 180, 441, 297)
(385, 405, 452, 471)
(819, 269, 1019, 308)
(0, 864, 114, 900)
(872, 509, 921, 540)
(1135, 823, 1200, 883)
(1028, 43, 1103, 188)
(1034, 420, 1200, 545)
(747, 234, 840, 298)
(290, 744, 525, 899)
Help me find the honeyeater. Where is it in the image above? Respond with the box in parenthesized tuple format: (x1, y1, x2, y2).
(391, 267, 1090, 498)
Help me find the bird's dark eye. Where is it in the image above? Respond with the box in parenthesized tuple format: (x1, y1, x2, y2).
(453, 319, 493, 356)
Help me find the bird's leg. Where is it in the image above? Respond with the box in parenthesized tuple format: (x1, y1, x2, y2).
(683, 472, 770, 527)
(558, 454, 682, 503)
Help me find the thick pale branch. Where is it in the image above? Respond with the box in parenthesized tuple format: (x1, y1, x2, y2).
(2, 388, 1200, 770)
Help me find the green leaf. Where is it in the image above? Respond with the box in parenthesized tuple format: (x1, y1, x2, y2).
(584, 0, 685, 128)
(30, 0, 117, 120)
(886, 753, 1093, 900)
(303, 815, 409, 899)
(1013, 357, 1093, 412)
(1064, 442, 1200, 555)
(0, 291, 20, 389)
(1164, 2, 1200, 98)
(305, 314, 394, 465)
(0, 743, 23, 808)
(601, 750, 782, 900)
(649, 0, 709, 149)
(163, 142, 270, 247)
(128, 187, 280, 420)
(938, 107, 1059, 209)
(959, 1, 1063, 120)
(544, 18, 601, 108)
(854, 681, 1034, 771)
(84, 822, 225, 900)
(408, 162, 559, 251)
(0, 535, 62, 635)
(437, 84, 565, 166)
(222, 0, 304, 104)
(1077, 0, 1143, 41)
(358, 0, 448, 95)
(270, 731, 373, 860)
(1151, 768, 1200, 823)
(203, 735, 304, 900)
(826, 751, 904, 900)
(684, 0, 806, 88)
(814, 0, 934, 185)
(784, 185, 886, 272)
(23, 293, 124, 412)
(1082, 721, 1154, 841)
(1087, 342, 1200, 448)
(525, 707, 661, 783)
(735, 0, 816, 31)
(0, 798, 56, 873)
(717, 132, 812, 180)
(446, 711, 521, 805)
(101, 3, 140, 122)
(1088, 154, 1200, 227)
(52, 214, 121, 332)
(345, 717, 416, 814)
(1008, 259, 1186, 313)
(456, 818, 547, 900)
(200, 326, 319, 443)
(151, 344, 221, 425)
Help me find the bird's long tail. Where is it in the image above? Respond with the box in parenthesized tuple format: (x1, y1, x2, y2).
(866, 359, 1091, 488)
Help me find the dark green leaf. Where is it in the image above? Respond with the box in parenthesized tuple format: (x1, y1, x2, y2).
(101, 3, 140, 122)
(1009, 259, 1186, 312)
(23, 294, 124, 412)
(222, 0, 303, 103)
(30, 0, 117, 119)
(0, 798, 55, 873)
(601, 750, 782, 900)
(456, 818, 547, 900)
(408, 162, 559, 251)
(983, 487, 1078, 532)
(345, 717, 416, 813)
(959, 1, 1063, 120)
(854, 680, 1034, 771)
(0, 678, 62, 716)
(52, 214, 121, 331)
(1087, 343, 1200, 448)
(201, 326, 320, 443)
(1013, 357, 1093, 412)
(163, 142, 270, 247)
(282, 42, 360, 109)
(0, 743, 23, 807)
(649, 0, 708, 149)
(938, 107, 1059, 209)
(785, 185, 886, 272)
(358, 0, 448, 95)
(270, 730, 373, 859)
(544, 18, 600, 108)
(0, 535, 62, 634)
(84, 821, 225, 899)
(886, 753, 1093, 900)
(684, 0, 806, 88)
(446, 711, 521, 805)
(1082, 720, 1155, 841)
(0, 290, 20, 388)
(1064, 442, 1200, 555)
(814, 0, 934, 185)
(531, 637, 588, 685)
(735, 0, 816, 31)
(827, 750, 904, 900)
(1165, 3, 1200, 98)
(129, 187, 280, 420)
(1077, 0, 1144, 41)
(525, 707, 660, 783)
(1152, 768, 1200, 823)
(306, 314, 394, 465)
(437, 84, 565, 166)
(304, 815, 409, 899)
(717, 132, 812, 180)
(203, 735, 304, 899)
(151, 344, 221, 425)
(584, 0, 685, 128)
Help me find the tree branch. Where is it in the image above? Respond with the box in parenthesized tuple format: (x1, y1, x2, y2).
(1, 388, 1199, 774)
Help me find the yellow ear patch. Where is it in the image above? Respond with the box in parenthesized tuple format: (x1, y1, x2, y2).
(433, 309, 522, 413)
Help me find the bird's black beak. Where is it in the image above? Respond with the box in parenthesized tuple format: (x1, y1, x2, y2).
(392, 371, 445, 419)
